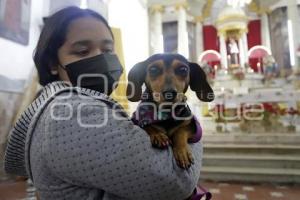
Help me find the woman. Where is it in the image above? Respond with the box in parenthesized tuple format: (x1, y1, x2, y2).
(4, 6, 203, 200)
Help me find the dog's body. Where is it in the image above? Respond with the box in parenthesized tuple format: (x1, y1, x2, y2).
(127, 53, 214, 169)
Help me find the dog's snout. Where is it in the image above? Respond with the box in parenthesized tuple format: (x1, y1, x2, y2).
(162, 89, 177, 101)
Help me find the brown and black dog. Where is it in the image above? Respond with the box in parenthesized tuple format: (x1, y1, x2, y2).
(126, 53, 214, 169)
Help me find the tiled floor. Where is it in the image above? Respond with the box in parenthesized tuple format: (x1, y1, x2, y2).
(0, 180, 300, 200)
(0, 179, 36, 200)
(200, 181, 300, 200)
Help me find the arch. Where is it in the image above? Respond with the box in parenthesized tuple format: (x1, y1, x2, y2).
(198, 50, 221, 63)
(248, 45, 271, 58)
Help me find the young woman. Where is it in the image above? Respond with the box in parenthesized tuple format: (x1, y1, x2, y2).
(5, 6, 203, 200)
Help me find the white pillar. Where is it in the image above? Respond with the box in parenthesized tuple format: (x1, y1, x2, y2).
(287, 0, 299, 72)
(242, 32, 248, 63)
(238, 37, 245, 68)
(176, 3, 189, 58)
(150, 5, 164, 54)
(195, 16, 203, 58)
(219, 34, 228, 69)
(260, 13, 271, 52)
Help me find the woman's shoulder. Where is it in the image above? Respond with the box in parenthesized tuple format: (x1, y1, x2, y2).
(41, 81, 113, 101)
(40, 81, 129, 122)
(38, 81, 123, 110)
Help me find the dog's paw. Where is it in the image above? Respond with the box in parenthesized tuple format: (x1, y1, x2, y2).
(150, 133, 170, 149)
(173, 146, 194, 169)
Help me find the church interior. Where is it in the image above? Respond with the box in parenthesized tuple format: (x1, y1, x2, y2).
(0, 0, 300, 199)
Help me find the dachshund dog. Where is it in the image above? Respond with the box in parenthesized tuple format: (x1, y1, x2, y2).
(126, 53, 214, 169)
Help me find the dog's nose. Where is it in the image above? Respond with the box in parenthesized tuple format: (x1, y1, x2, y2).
(162, 89, 177, 101)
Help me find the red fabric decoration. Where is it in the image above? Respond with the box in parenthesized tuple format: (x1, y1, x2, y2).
(247, 20, 262, 49)
(203, 25, 219, 51)
(247, 20, 262, 71)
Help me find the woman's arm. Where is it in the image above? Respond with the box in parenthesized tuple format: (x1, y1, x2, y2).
(42, 93, 202, 200)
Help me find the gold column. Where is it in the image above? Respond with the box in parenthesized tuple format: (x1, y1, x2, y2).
(110, 28, 129, 111)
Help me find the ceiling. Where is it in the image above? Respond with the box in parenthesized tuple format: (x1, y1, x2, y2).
(145, 0, 282, 24)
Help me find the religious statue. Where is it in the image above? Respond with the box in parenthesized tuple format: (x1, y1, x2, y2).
(228, 38, 239, 65)
(200, 60, 214, 82)
(263, 55, 278, 81)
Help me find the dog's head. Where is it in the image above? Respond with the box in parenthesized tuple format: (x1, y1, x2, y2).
(126, 53, 214, 103)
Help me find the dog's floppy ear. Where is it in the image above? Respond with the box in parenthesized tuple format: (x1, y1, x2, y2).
(126, 61, 147, 101)
(189, 62, 214, 102)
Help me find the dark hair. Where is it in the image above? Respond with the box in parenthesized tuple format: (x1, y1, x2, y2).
(33, 6, 113, 86)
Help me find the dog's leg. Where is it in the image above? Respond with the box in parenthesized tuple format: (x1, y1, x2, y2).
(172, 126, 194, 169)
(144, 125, 170, 149)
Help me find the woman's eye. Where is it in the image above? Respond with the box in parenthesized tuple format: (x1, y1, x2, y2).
(73, 49, 90, 56)
(176, 66, 189, 76)
(102, 48, 113, 53)
(149, 66, 162, 76)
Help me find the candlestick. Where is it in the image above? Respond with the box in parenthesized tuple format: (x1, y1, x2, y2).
(214, 65, 218, 72)
(227, 55, 231, 68)
(257, 62, 261, 74)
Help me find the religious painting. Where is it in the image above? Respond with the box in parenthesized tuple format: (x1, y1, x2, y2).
(0, 0, 31, 45)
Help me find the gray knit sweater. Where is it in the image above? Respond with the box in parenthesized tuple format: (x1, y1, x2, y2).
(4, 81, 202, 200)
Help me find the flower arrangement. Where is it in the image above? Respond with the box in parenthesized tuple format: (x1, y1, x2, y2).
(230, 67, 245, 80)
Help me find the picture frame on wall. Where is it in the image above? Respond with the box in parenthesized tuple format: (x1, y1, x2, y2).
(0, 0, 31, 45)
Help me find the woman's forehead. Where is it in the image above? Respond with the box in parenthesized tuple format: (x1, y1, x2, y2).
(65, 17, 113, 45)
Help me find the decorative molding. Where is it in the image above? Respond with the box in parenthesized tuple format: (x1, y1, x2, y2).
(194, 15, 203, 23)
(216, 14, 248, 24)
(202, 0, 214, 20)
(248, 1, 271, 15)
(150, 4, 165, 14)
(175, 1, 188, 11)
(218, 26, 248, 38)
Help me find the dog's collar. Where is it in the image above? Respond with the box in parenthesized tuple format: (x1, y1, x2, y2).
(132, 94, 192, 128)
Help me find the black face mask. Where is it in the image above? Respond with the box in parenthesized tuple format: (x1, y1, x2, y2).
(64, 53, 123, 95)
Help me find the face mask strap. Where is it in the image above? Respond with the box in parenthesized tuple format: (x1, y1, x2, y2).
(58, 63, 66, 70)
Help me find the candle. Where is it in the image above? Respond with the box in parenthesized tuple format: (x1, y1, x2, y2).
(257, 62, 261, 74)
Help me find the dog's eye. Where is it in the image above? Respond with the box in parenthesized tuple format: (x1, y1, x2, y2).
(148, 66, 162, 76)
(175, 66, 189, 76)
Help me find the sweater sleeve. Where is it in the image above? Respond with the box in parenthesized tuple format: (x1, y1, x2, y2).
(42, 93, 203, 200)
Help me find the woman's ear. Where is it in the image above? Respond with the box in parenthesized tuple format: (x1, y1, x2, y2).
(50, 65, 58, 75)
(126, 61, 147, 102)
(189, 62, 214, 102)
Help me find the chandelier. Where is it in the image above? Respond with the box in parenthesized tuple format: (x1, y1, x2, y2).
(227, 0, 252, 8)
